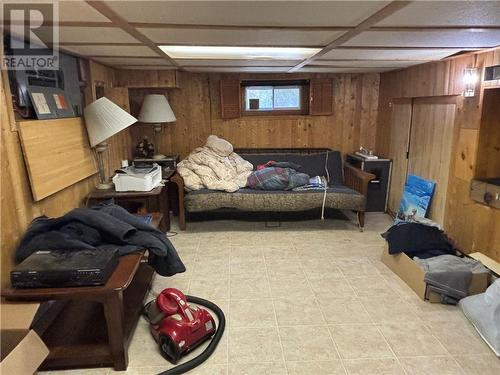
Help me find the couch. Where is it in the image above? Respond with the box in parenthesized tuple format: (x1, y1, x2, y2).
(174, 148, 375, 230)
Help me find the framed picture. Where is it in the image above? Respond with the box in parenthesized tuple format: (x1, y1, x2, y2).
(396, 174, 436, 222)
(51, 89, 75, 118)
(27, 87, 75, 119)
(27, 89, 58, 119)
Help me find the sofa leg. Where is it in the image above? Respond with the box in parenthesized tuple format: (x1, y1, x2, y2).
(357, 211, 365, 232)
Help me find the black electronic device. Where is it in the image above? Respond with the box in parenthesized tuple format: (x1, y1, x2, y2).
(11, 248, 119, 288)
(346, 154, 392, 212)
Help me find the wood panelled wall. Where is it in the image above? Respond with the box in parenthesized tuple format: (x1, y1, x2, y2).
(376, 48, 500, 262)
(0, 61, 130, 288)
(127, 72, 380, 159)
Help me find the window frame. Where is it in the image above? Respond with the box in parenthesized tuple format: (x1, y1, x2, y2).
(241, 80, 310, 116)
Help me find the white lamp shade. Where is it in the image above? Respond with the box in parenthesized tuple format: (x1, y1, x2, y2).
(138, 94, 176, 123)
(83, 97, 137, 147)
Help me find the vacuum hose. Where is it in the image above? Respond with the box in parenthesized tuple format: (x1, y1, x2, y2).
(157, 295, 226, 375)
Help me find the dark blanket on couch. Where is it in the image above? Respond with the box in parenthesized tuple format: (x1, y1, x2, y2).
(247, 161, 310, 191)
(16, 203, 186, 277)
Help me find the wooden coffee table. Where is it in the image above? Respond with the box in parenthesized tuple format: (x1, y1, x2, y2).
(1, 213, 162, 371)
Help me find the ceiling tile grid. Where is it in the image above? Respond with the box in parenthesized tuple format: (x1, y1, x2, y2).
(46, 1, 500, 73)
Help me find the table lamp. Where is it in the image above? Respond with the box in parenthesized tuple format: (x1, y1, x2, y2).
(84, 97, 137, 189)
(138, 94, 176, 159)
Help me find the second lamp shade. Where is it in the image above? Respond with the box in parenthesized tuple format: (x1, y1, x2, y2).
(138, 94, 177, 123)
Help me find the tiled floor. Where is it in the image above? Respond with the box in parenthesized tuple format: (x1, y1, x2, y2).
(40, 213, 499, 375)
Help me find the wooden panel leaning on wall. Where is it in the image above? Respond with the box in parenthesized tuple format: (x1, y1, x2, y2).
(375, 47, 500, 262)
(17, 118, 98, 201)
(0, 60, 130, 289)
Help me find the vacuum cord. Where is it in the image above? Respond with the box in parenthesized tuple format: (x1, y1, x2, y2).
(157, 296, 226, 375)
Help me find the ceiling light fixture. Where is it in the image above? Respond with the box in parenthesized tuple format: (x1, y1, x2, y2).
(158, 45, 321, 60)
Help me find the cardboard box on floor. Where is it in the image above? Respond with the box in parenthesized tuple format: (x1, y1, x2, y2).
(381, 247, 490, 303)
(1, 303, 49, 375)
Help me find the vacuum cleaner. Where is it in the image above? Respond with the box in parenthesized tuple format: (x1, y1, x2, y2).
(143, 288, 226, 375)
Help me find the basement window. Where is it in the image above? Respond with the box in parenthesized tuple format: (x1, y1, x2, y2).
(241, 80, 309, 115)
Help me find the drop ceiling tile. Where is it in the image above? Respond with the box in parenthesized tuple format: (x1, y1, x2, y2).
(140, 28, 344, 47)
(55, 1, 112, 22)
(321, 48, 461, 61)
(60, 45, 157, 57)
(378, 1, 500, 26)
(92, 57, 171, 66)
(106, 1, 390, 26)
(60, 27, 140, 43)
(299, 66, 396, 73)
(184, 66, 291, 73)
(313, 60, 424, 68)
(345, 30, 500, 48)
(115, 66, 177, 70)
(43, 27, 140, 43)
(176, 59, 298, 67)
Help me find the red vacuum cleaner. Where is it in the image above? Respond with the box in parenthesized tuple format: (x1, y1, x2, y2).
(143, 288, 225, 375)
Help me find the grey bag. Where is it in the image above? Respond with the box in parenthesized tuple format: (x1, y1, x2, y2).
(459, 279, 500, 356)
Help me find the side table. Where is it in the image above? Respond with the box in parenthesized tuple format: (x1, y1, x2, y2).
(1, 213, 162, 371)
(87, 184, 170, 231)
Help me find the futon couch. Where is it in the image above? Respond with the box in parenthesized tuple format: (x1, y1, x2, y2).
(175, 148, 375, 230)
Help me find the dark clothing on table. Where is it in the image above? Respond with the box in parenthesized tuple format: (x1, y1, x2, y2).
(16, 203, 185, 277)
(381, 222, 454, 258)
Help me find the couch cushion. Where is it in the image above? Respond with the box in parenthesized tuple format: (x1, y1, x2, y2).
(240, 151, 343, 185)
(185, 185, 365, 212)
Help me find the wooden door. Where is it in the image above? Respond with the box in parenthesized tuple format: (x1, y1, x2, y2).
(387, 99, 412, 215)
(407, 97, 457, 224)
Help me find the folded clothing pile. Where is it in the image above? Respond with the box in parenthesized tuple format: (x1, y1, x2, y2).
(382, 222, 455, 259)
(415, 255, 489, 304)
(382, 222, 489, 304)
(247, 161, 310, 190)
(460, 279, 500, 356)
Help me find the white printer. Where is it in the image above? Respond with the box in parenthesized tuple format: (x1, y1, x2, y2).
(112, 164, 162, 192)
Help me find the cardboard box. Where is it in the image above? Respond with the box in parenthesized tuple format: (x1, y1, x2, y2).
(1, 303, 49, 375)
(381, 247, 490, 303)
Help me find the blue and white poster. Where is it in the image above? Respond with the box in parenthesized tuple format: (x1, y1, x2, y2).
(396, 175, 436, 222)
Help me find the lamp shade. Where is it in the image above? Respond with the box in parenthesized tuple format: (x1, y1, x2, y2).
(138, 94, 176, 123)
(83, 97, 137, 147)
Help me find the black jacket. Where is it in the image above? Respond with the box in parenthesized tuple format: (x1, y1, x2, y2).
(16, 203, 185, 277)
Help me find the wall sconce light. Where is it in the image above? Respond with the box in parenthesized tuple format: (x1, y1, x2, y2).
(463, 68, 479, 97)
